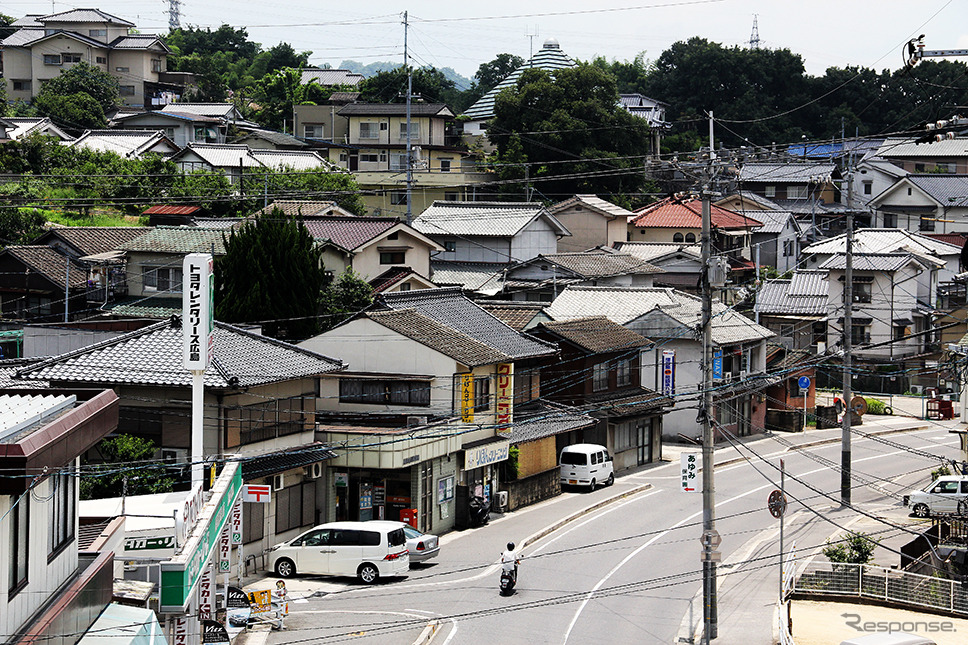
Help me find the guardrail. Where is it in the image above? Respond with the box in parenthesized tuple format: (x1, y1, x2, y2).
(791, 560, 968, 616)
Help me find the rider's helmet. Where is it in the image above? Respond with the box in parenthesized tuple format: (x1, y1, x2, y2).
(507, 542, 515, 551)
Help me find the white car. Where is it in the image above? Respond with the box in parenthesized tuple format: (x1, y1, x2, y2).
(401, 524, 440, 563)
(903, 476, 968, 517)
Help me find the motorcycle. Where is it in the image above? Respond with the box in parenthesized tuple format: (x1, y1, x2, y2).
(468, 495, 490, 527)
(499, 563, 518, 596)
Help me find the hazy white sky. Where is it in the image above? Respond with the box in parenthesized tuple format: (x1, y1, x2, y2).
(8, 0, 968, 85)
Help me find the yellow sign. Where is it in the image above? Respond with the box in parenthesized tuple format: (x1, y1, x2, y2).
(496, 363, 513, 431)
(460, 374, 474, 422)
(247, 589, 272, 614)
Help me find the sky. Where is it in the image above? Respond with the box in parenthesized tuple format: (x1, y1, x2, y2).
(6, 0, 968, 87)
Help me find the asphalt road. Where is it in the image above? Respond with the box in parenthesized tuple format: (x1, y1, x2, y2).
(264, 424, 962, 645)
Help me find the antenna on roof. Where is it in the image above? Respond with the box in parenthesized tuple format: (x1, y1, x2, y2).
(167, 0, 182, 31)
(749, 14, 760, 50)
(526, 26, 539, 64)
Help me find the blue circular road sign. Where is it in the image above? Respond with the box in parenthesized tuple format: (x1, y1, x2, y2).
(797, 376, 811, 389)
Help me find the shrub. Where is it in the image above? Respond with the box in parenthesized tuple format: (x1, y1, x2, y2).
(864, 398, 886, 415)
(823, 532, 877, 565)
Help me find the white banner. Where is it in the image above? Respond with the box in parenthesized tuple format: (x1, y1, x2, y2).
(230, 496, 243, 545)
(680, 453, 699, 492)
(198, 566, 214, 621)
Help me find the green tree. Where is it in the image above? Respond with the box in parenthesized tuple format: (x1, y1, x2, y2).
(168, 169, 235, 216)
(318, 269, 374, 332)
(590, 52, 654, 94)
(81, 435, 175, 500)
(32, 92, 107, 131)
(358, 66, 467, 111)
(0, 12, 15, 40)
(490, 64, 652, 202)
(251, 67, 339, 130)
(214, 210, 327, 340)
(241, 166, 366, 216)
(823, 532, 877, 566)
(38, 61, 121, 112)
(0, 205, 46, 244)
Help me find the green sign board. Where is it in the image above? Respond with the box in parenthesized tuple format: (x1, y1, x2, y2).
(160, 465, 241, 613)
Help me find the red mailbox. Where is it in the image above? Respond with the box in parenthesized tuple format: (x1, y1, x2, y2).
(399, 508, 418, 528)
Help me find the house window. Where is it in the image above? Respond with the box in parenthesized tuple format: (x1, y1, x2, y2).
(27, 296, 51, 317)
(593, 362, 609, 391)
(8, 495, 28, 594)
(339, 153, 348, 163)
(119, 85, 136, 96)
(919, 216, 935, 232)
(390, 154, 408, 170)
(390, 191, 407, 205)
(851, 324, 870, 346)
(439, 158, 452, 172)
(12, 80, 31, 92)
(151, 59, 163, 73)
(44, 54, 62, 65)
(89, 29, 107, 37)
(616, 357, 632, 387)
(386, 232, 399, 240)
(514, 369, 538, 404)
(883, 212, 897, 228)
(304, 124, 324, 139)
(380, 251, 406, 264)
(399, 122, 420, 141)
(849, 280, 872, 303)
(274, 481, 316, 534)
(474, 376, 491, 411)
(783, 240, 795, 257)
(444, 192, 459, 201)
(894, 325, 908, 341)
(444, 240, 456, 252)
(142, 266, 183, 292)
(399, 283, 411, 291)
(360, 153, 380, 163)
(780, 324, 795, 338)
(62, 53, 81, 63)
(863, 182, 872, 195)
(48, 472, 75, 557)
(673, 233, 684, 243)
(765, 186, 776, 198)
(914, 163, 926, 172)
(788, 185, 809, 200)
(96, 56, 107, 64)
(339, 378, 431, 406)
(359, 122, 380, 139)
(115, 66, 130, 73)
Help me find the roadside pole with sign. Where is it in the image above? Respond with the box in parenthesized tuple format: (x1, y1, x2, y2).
(183, 254, 214, 487)
(680, 453, 699, 492)
(798, 376, 811, 430)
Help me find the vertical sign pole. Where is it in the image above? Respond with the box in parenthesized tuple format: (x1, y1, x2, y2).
(779, 459, 785, 602)
(183, 254, 214, 488)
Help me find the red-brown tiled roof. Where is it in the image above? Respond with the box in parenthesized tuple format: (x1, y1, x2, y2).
(143, 205, 201, 215)
(301, 217, 399, 251)
(5, 246, 88, 288)
(925, 233, 968, 249)
(369, 266, 415, 293)
(630, 197, 762, 230)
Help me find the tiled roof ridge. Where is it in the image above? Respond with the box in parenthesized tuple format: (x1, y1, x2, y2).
(213, 320, 344, 367)
(7, 245, 87, 277)
(428, 200, 545, 208)
(368, 308, 512, 364)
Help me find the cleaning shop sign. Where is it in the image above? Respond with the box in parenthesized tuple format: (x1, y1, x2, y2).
(463, 440, 510, 470)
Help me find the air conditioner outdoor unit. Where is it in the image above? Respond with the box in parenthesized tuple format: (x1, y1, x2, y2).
(723, 373, 733, 383)
(496, 491, 509, 511)
(739, 370, 748, 380)
(910, 385, 923, 395)
(272, 474, 284, 491)
(306, 462, 322, 479)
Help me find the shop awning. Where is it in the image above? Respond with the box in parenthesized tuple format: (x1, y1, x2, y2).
(241, 444, 338, 481)
(77, 603, 165, 645)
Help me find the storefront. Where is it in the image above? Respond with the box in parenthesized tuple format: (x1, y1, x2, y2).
(456, 436, 509, 527)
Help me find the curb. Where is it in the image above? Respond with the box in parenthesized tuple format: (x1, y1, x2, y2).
(411, 619, 441, 645)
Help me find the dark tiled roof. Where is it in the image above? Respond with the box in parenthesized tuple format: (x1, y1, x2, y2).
(16, 319, 344, 388)
(240, 444, 337, 480)
(41, 8, 135, 25)
(0, 359, 47, 388)
(768, 347, 815, 372)
(236, 129, 308, 148)
(36, 226, 152, 257)
(4, 246, 88, 288)
(508, 400, 596, 444)
(337, 103, 453, 117)
(478, 302, 545, 331)
(585, 386, 673, 418)
(536, 317, 651, 354)
(119, 227, 228, 255)
(369, 267, 417, 293)
(368, 309, 510, 367)
(378, 288, 557, 360)
(906, 174, 968, 208)
(252, 201, 341, 217)
(301, 217, 398, 250)
(527, 252, 664, 278)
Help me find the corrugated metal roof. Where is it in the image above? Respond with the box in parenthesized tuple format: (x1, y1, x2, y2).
(788, 270, 827, 296)
(337, 103, 453, 117)
(119, 226, 228, 255)
(754, 276, 828, 316)
(4, 246, 88, 288)
(631, 197, 762, 230)
(877, 137, 968, 159)
(378, 288, 557, 360)
(738, 162, 838, 183)
(906, 175, 968, 207)
(250, 149, 330, 170)
(413, 201, 569, 238)
(802, 229, 961, 257)
(17, 319, 343, 388)
(508, 400, 596, 444)
(300, 69, 364, 86)
(463, 40, 576, 121)
(367, 308, 511, 367)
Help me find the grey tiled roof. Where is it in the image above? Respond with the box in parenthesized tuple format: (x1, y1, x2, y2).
(101, 297, 181, 319)
(16, 319, 344, 388)
(520, 252, 663, 278)
(738, 163, 838, 183)
(41, 8, 135, 25)
(612, 242, 701, 263)
(818, 253, 936, 272)
(508, 400, 596, 444)
(241, 444, 338, 480)
(906, 175, 968, 208)
(252, 201, 341, 217)
(788, 270, 827, 296)
(377, 288, 557, 360)
(250, 149, 332, 170)
(4, 246, 88, 288)
(478, 302, 545, 331)
(119, 226, 228, 255)
(414, 201, 569, 238)
(535, 317, 651, 354)
(235, 129, 308, 148)
(338, 103, 453, 118)
(69, 130, 173, 158)
(802, 229, 960, 257)
(585, 386, 673, 418)
(430, 261, 506, 294)
(877, 138, 968, 159)
(549, 194, 635, 219)
(300, 69, 364, 86)
(463, 40, 576, 121)
(750, 211, 797, 234)
(35, 226, 151, 257)
(173, 143, 262, 168)
(111, 34, 169, 51)
(1, 28, 45, 47)
(367, 309, 510, 367)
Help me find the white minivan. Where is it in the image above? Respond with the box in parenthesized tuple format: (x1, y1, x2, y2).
(267, 521, 409, 583)
(903, 475, 968, 517)
(560, 443, 614, 492)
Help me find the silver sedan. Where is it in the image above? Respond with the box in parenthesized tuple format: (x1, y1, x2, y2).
(401, 524, 439, 564)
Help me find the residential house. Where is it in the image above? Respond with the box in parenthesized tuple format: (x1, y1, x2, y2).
(0, 246, 88, 322)
(299, 68, 364, 87)
(109, 110, 226, 146)
(159, 103, 248, 125)
(251, 200, 359, 219)
(763, 346, 817, 432)
(612, 242, 703, 292)
(249, 148, 334, 171)
(800, 228, 962, 283)
(548, 194, 635, 253)
(499, 251, 663, 301)
(462, 39, 576, 141)
(619, 94, 670, 156)
(301, 287, 559, 531)
(530, 317, 671, 469)
(14, 318, 345, 566)
(873, 137, 968, 175)
(544, 286, 775, 441)
(1, 9, 183, 109)
(0, 117, 72, 141)
(231, 128, 309, 151)
(66, 129, 178, 159)
(735, 162, 849, 235)
(851, 155, 907, 208)
(749, 211, 801, 273)
(330, 103, 486, 215)
(293, 92, 361, 147)
(870, 174, 968, 234)
(168, 143, 333, 182)
(0, 387, 127, 645)
(753, 271, 829, 351)
(414, 201, 571, 264)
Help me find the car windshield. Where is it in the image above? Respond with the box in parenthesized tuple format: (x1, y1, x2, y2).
(402, 525, 422, 539)
(561, 452, 587, 465)
(388, 528, 406, 547)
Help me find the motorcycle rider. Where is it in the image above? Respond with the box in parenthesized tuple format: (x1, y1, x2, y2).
(501, 541, 520, 584)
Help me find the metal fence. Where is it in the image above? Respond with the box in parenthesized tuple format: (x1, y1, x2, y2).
(791, 561, 968, 616)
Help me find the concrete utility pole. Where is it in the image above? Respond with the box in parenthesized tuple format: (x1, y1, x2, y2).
(403, 11, 414, 225)
(700, 111, 719, 643)
(841, 205, 853, 507)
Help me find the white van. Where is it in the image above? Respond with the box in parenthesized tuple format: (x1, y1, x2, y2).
(903, 475, 968, 517)
(267, 521, 409, 583)
(560, 443, 614, 492)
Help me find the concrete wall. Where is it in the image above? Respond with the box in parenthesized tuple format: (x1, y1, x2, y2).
(350, 229, 435, 279)
(508, 217, 561, 263)
(628, 227, 699, 244)
(506, 467, 560, 512)
(553, 206, 626, 253)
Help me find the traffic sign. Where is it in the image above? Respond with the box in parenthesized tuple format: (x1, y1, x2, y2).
(768, 489, 787, 518)
(797, 376, 811, 390)
(700, 529, 722, 549)
(851, 396, 868, 416)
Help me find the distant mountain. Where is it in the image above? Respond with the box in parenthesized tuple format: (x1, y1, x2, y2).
(338, 60, 472, 89)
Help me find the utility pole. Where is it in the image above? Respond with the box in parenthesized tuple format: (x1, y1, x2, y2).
(403, 11, 414, 225)
(700, 111, 719, 643)
(841, 202, 853, 507)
